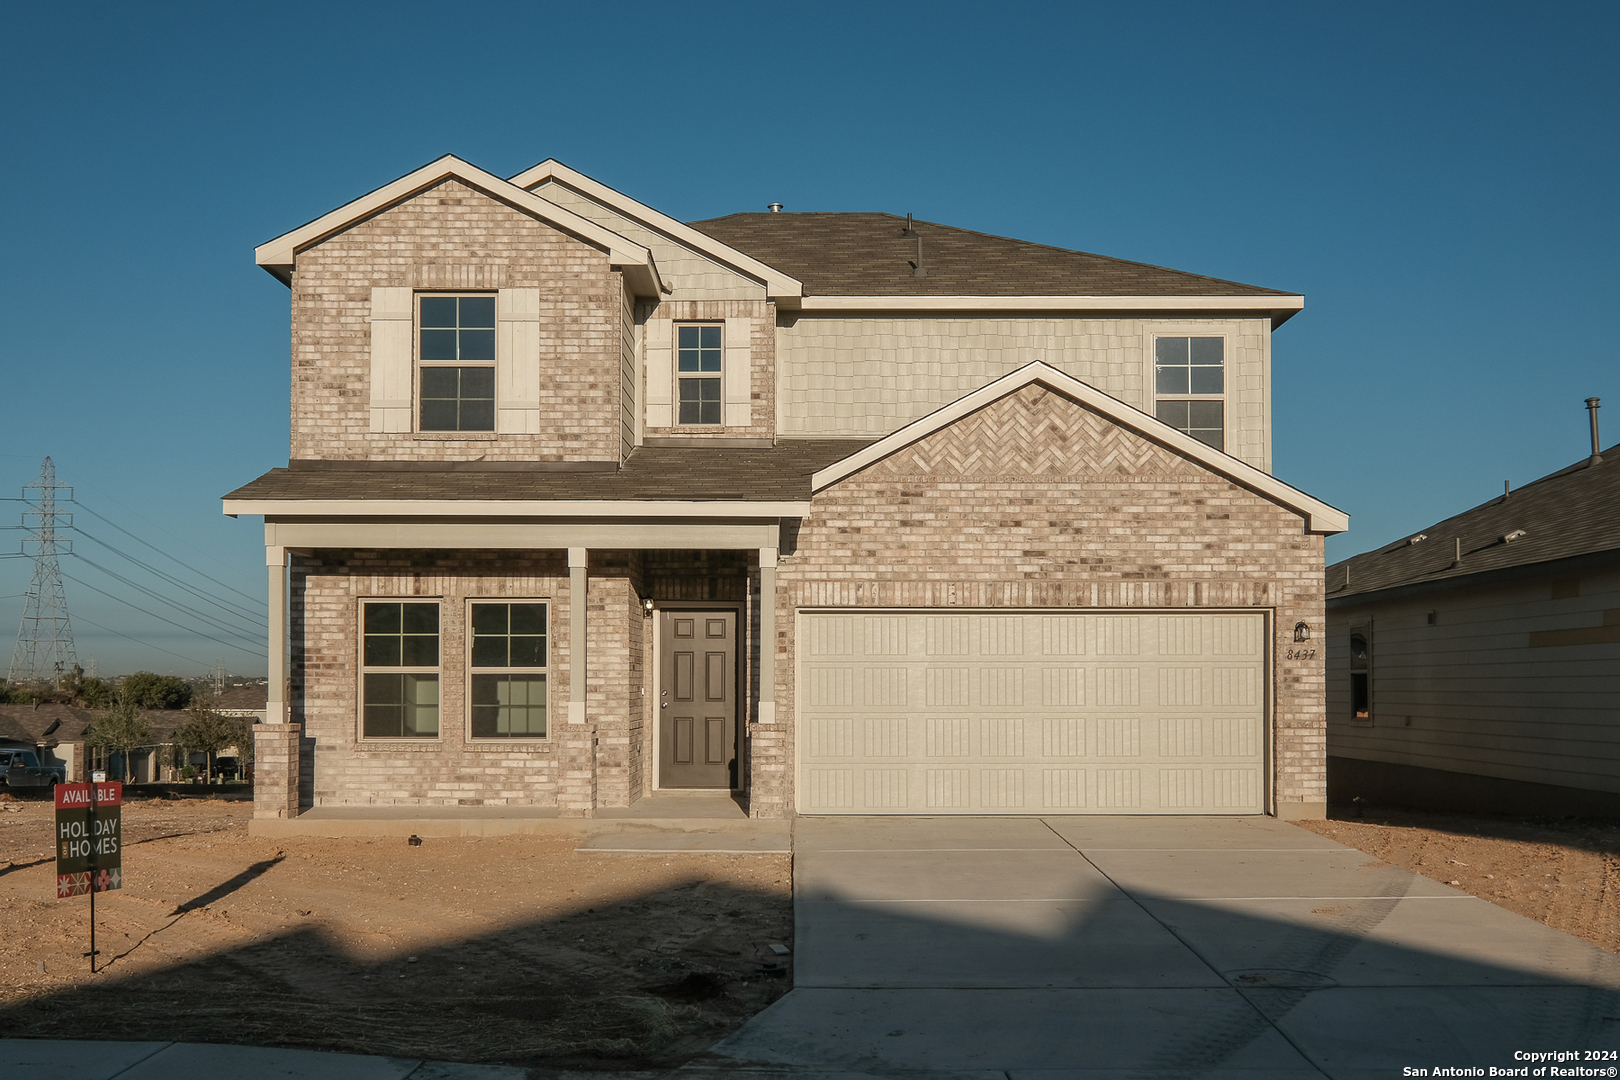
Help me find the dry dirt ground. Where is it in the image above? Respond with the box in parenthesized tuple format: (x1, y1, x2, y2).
(0, 792, 792, 1070)
(1295, 805, 1620, 955)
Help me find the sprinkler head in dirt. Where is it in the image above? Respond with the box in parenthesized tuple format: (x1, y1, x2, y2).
(408, 834, 422, 847)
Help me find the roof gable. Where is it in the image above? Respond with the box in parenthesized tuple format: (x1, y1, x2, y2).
(813, 362, 1347, 534)
(256, 155, 664, 296)
(508, 159, 802, 301)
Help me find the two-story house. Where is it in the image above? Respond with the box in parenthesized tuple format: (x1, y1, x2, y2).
(225, 156, 1346, 821)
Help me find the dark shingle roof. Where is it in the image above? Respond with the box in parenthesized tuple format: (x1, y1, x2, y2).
(224, 440, 873, 503)
(688, 212, 1294, 299)
(1328, 446, 1620, 600)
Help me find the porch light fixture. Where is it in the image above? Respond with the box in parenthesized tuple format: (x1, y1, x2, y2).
(1293, 621, 1311, 642)
(642, 597, 655, 617)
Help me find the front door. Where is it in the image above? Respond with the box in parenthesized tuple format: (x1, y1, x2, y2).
(659, 609, 738, 789)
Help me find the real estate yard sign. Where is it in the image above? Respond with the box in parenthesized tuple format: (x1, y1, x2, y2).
(56, 780, 122, 971)
(55, 780, 123, 897)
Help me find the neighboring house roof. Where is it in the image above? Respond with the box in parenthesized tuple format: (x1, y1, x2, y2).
(509, 159, 804, 301)
(814, 361, 1347, 535)
(209, 684, 268, 712)
(1328, 445, 1620, 601)
(255, 155, 665, 297)
(690, 212, 1303, 322)
(0, 705, 193, 746)
(223, 441, 875, 515)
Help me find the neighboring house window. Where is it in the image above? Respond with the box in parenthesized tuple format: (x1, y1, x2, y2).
(361, 601, 440, 738)
(1154, 336, 1224, 451)
(1349, 629, 1371, 722)
(677, 324, 723, 425)
(419, 295, 495, 431)
(469, 601, 548, 739)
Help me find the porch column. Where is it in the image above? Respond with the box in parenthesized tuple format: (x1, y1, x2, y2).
(569, 547, 587, 724)
(758, 546, 777, 724)
(266, 545, 287, 724)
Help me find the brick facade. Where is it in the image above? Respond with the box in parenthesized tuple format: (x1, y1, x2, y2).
(289, 179, 628, 463)
(765, 384, 1326, 818)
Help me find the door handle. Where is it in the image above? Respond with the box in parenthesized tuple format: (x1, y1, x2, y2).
(661, 702, 668, 709)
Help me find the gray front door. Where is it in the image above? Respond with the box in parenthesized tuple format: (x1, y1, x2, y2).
(660, 610, 738, 789)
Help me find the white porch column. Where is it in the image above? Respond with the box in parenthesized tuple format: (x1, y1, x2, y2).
(758, 546, 777, 724)
(569, 547, 587, 724)
(266, 545, 287, 724)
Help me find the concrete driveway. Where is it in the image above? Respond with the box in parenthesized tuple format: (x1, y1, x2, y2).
(697, 815, 1620, 1079)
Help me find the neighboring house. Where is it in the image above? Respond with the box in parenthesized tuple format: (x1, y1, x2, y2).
(225, 156, 1346, 821)
(1325, 438, 1620, 815)
(0, 704, 92, 782)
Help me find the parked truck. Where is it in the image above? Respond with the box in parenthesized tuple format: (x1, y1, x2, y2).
(0, 748, 66, 790)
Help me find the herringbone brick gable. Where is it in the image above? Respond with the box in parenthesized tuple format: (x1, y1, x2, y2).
(862, 384, 1203, 481)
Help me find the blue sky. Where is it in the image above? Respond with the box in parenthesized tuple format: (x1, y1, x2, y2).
(1, 1, 1615, 677)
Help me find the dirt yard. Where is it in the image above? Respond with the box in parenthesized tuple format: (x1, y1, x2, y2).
(1296, 805, 1620, 954)
(0, 792, 792, 1069)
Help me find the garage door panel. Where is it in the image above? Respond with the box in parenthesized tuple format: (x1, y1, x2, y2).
(799, 611, 1267, 815)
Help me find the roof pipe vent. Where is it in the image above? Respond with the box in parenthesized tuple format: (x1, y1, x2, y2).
(1587, 397, 1602, 466)
(905, 213, 926, 278)
(767, 202, 783, 213)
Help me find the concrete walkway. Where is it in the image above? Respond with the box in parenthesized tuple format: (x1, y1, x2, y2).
(694, 815, 1620, 1079)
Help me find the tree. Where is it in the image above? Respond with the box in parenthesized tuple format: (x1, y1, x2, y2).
(176, 697, 249, 783)
(120, 671, 193, 710)
(77, 677, 115, 709)
(85, 691, 155, 783)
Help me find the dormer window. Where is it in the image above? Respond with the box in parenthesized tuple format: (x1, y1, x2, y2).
(677, 324, 723, 425)
(419, 295, 495, 431)
(1154, 335, 1224, 451)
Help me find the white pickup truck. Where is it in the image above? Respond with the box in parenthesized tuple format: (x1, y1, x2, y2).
(0, 748, 67, 790)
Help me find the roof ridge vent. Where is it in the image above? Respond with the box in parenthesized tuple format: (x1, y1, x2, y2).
(1407, 533, 1427, 546)
(767, 202, 783, 213)
(1502, 529, 1527, 543)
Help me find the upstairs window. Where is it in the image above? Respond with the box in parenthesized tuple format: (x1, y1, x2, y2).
(469, 602, 548, 739)
(1154, 336, 1224, 451)
(419, 295, 495, 431)
(1349, 629, 1371, 722)
(362, 601, 440, 738)
(677, 324, 723, 425)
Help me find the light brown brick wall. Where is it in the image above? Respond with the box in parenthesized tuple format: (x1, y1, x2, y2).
(762, 383, 1326, 818)
(288, 178, 625, 463)
(643, 300, 776, 440)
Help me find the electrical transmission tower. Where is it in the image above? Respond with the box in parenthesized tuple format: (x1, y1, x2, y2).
(8, 458, 77, 687)
(212, 659, 226, 695)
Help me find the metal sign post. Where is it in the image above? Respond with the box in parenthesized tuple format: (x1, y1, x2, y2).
(55, 779, 123, 972)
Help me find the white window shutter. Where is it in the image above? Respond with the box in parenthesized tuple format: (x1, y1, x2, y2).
(646, 317, 673, 429)
(724, 317, 752, 428)
(369, 287, 413, 433)
(497, 288, 541, 434)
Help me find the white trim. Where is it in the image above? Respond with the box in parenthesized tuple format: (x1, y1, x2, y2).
(509, 159, 803, 300)
(227, 498, 808, 518)
(793, 294, 1303, 316)
(809, 361, 1348, 534)
(256, 155, 665, 297)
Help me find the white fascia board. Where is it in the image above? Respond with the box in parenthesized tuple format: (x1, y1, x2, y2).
(811, 361, 1348, 535)
(223, 498, 809, 519)
(255, 155, 664, 295)
(794, 294, 1304, 314)
(509, 159, 803, 301)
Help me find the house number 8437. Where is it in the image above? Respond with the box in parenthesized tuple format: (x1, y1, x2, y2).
(1285, 648, 1317, 660)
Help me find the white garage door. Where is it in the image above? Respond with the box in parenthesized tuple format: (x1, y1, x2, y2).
(797, 611, 1266, 815)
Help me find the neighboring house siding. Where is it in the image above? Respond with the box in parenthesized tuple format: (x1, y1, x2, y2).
(776, 316, 1272, 472)
(756, 383, 1323, 819)
(289, 178, 625, 463)
(529, 180, 768, 301)
(1326, 564, 1620, 795)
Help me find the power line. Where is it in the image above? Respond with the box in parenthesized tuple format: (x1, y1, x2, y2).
(70, 499, 268, 612)
(72, 526, 265, 627)
(71, 613, 219, 670)
(69, 553, 263, 647)
(62, 573, 262, 659)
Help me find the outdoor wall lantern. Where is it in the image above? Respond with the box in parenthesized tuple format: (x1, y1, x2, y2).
(1293, 621, 1311, 642)
(642, 597, 655, 617)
